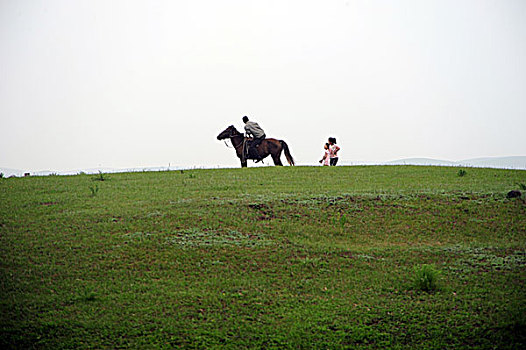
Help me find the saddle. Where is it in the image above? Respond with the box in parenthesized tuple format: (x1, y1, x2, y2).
(243, 137, 262, 161)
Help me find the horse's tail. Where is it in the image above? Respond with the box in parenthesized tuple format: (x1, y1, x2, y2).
(280, 140, 295, 166)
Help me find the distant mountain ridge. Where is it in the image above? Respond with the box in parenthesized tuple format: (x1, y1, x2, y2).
(385, 156, 526, 169)
(385, 158, 458, 166)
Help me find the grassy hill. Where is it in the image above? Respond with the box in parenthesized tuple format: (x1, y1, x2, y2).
(1, 166, 525, 349)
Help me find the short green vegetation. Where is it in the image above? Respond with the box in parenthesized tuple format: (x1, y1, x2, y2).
(1, 166, 525, 349)
(412, 264, 441, 292)
(88, 184, 99, 197)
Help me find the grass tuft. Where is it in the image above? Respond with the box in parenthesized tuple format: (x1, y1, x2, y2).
(412, 264, 441, 292)
(89, 184, 99, 197)
(93, 171, 108, 181)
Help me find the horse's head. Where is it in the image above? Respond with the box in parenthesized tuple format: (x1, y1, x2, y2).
(217, 125, 241, 140)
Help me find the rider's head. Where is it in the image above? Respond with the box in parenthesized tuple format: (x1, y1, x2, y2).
(242, 116, 249, 123)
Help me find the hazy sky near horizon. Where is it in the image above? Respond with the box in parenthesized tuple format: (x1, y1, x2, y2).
(1, 0, 525, 171)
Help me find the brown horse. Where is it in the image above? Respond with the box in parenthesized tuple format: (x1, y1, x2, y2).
(217, 125, 295, 168)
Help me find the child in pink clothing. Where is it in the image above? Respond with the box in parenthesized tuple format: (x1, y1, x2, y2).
(319, 143, 330, 166)
(328, 137, 340, 166)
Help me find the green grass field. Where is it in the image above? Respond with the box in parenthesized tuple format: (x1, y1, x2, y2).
(1, 166, 525, 349)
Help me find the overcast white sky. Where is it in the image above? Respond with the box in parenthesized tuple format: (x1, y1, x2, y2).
(1, 0, 525, 171)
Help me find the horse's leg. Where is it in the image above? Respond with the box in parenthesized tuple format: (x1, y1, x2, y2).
(264, 141, 282, 166)
(271, 153, 283, 166)
(237, 148, 247, 168)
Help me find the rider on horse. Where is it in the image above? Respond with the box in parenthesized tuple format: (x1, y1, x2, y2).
(242, 116, 265, 161)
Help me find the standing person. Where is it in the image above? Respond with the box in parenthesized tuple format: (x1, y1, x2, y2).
(319, 143, 330, 166)
(328, 137, 340, 166)
(242, 116, 266, 160)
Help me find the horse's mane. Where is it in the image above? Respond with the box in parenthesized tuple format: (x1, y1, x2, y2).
(229, 125, 244, 137)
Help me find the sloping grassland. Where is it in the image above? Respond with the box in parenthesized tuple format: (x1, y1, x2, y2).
(1, 166, 525, 349)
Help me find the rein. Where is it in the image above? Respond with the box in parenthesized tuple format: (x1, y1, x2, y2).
(223, 132, 245, 151)
(224, 139, 244, 151)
